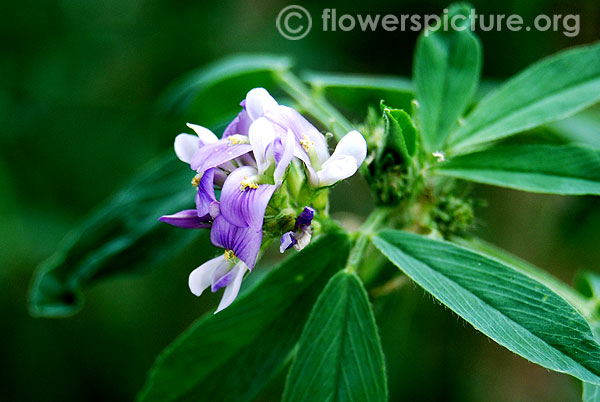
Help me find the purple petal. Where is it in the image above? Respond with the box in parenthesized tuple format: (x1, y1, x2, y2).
(211, 261, 234, 292)
(223, 109, 252, 137)
(267, 137, 284, 163)
(213, 168, 228, 187)
(159, 209, 211, 229)
(236, 152, 258, 168)
(295, 206, 315, 229)
(195, 168, 217, 217)
(220, 166, 276, 229)
(265, 105, 330, 164)
(190, 138, 252, 172)
(279, 231, 297, 253)
(210, 215, 262, 270)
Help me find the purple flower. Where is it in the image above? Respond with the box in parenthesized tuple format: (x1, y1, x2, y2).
(195, 168, 220, 219)
(264, 106, 368, 187)
(210, 215, 262, 270)
(159, 209, 211, 229)
(173, 88, 283, 174)
(188, 253, 248, 313)
(280, 207, 315, 253)
(219, 166, 277, 229)
(295, 206, 315, 228)
(161, 87, 368, 313)
(186, 209, 266, 314)
(248, 117, 295, 184)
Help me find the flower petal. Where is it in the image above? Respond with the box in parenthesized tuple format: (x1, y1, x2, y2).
(220, 166, 276, 228)
(190, 138, 252, 172)
(195, 168, 217, 217)
(211, 260, 234, 292)
(223, 109, 252, 137)
(316, 131, 367, 187)
(159, 209, 211, 229)
(295, 206, 315, 228)
(189, 255, 227, 296)
(331, 130, 367, 166)
(265, 105, 330, 164)
(215, 262, 248, 313)
(186, 123, 219, 144)
(174, 134, 200, 165)
(273, 129, 295, 184)
(210, 215, 262, 269)
(293, 227, 312, 251)
(279, 231, 297, 253)
(316, 154, 360, 187)
(245, 88, 278, 121)
(249, 117, 276, 174)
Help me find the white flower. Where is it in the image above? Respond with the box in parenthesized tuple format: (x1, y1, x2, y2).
(188, 254, 249, 314)
(313, 130, 368, 187)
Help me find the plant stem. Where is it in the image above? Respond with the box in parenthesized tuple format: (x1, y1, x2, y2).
(345, 207, 392, 274)
(274, 69, 354, 141)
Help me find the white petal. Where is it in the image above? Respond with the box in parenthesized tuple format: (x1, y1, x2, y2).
(331, 130, 367, 166)
(186, 123, 219, 144)
(174, 134, 200, 165)
(293, 229, 312, 251)
(215, 262, 248, 313)
(273, 129, 296, 184)
(317, 154, 359, 187)
(245, 88, 278, 121)
(188, 255, 227, 296)
(315, 130, 367, 186)
(249, 117, 276, 174)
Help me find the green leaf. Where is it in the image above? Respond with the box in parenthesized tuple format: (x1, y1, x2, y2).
(575, 272, 600, 401)
(372, 230, 600, 385)
(435, 144, 600, 195)
(303, 71, 414, 117)
(583, 317, 600, 402)
(413, 5, 482, 151)
(546, 108, 600, 149)
(449, 42, 600, 151)
(584, 383, 600, 402)
(380, 104, 418, 163)
(29, 153, 204, 318)
(282, 271, 387, 402)
(160, 54, 292, 125)
(137, 230, 350, 402)
(457, 237, 590, 315)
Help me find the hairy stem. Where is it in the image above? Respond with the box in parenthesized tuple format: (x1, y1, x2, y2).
(345, 208, 392, 274)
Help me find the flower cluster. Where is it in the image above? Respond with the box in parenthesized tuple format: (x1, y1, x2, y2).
(160, 88, 367, 312)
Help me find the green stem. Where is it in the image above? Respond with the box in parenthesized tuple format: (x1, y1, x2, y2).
(274, 69, 354, 141)
(345, 208, 392, 273)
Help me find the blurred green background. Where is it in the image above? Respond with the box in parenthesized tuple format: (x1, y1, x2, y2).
(1, 0, 599, 401)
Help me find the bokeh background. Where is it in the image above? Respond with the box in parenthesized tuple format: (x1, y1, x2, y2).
(1, 0, 599, 401)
